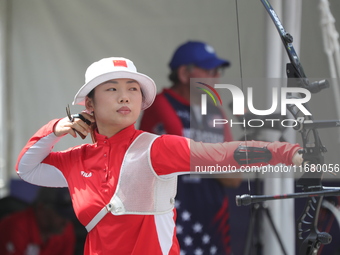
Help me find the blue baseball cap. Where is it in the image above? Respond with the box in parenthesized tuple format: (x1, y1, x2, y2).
(169, 41, 230, 70)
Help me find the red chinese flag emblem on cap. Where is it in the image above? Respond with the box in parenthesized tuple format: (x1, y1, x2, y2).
(113, 60, 128, 67)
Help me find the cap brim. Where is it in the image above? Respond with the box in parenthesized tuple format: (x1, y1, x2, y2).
(195, 58, 230, 70)
(73, 71, 156, 110)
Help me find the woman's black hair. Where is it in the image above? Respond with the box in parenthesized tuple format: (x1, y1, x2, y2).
(86, 88, 97, 143)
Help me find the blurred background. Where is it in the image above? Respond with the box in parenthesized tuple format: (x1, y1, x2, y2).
(1, 0, 340, 254)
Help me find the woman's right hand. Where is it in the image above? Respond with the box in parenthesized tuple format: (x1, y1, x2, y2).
(54, 112, 95, 138)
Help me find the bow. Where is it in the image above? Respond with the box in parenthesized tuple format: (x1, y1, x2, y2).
(235, 0, 340, 254)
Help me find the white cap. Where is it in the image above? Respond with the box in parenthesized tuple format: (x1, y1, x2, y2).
(73, 57, 156, 110)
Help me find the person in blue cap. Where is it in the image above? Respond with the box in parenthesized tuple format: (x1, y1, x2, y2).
(140, 40, 242, 255)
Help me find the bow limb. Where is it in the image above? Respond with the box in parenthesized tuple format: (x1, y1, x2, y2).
(260, 0, 330, 254)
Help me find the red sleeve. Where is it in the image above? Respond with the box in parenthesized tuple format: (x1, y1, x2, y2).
(139, 93, 183, 136)
(189, 140, 301, 169)
(150, 135, 301, 176)
(150, 135, 191, 176)
(16, 119, 60, 172)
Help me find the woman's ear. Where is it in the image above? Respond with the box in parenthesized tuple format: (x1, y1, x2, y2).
(85, 96, 94, 112)
(177, 65, 191, 84)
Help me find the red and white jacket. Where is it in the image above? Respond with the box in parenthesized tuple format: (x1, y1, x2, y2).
(16, 119, 300, 255)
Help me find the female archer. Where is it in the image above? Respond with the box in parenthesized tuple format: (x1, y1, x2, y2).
(16, 57, 303, 255)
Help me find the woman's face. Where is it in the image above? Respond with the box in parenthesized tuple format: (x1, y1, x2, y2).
(85, 78, 143, 137)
